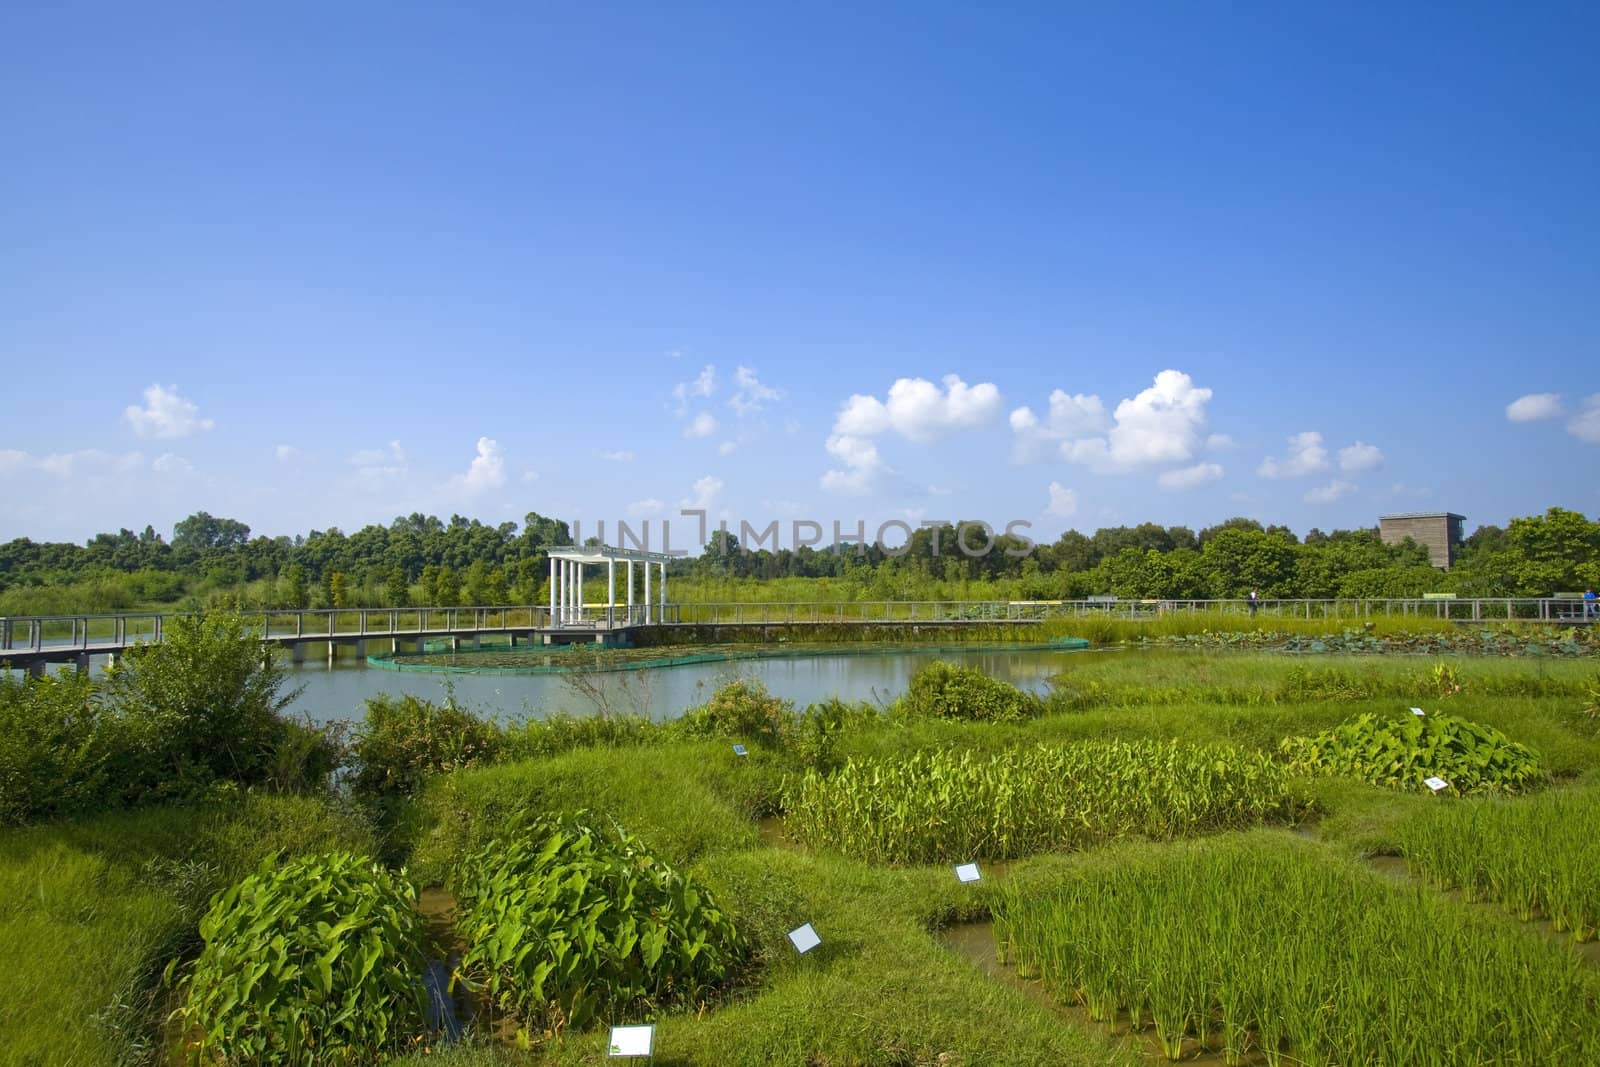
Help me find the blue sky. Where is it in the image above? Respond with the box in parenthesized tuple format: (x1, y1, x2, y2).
(2, 2, 1596, 547)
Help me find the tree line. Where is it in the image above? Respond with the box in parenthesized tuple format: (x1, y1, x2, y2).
(1, 507, 1596, 614)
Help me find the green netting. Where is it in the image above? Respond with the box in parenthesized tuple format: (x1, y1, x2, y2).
(365, 637, 1090, 675)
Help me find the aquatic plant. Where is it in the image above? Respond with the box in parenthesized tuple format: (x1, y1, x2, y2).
(171, 852, 429, 1065)
(1280, 711, 1545, 795)
(451, 812, 746, 1039)
(784, 741, 1302, 863)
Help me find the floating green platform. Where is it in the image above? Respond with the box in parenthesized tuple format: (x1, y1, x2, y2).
(366, 637, 1090, 675)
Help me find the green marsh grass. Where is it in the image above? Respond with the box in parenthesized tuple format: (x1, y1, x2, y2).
(785, 741, 1303, 863)
(993, 831, 1600, 1065)
(1400, 784, 1600, 940)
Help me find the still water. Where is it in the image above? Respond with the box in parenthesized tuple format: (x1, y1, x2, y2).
(282, 648, 1089, 724)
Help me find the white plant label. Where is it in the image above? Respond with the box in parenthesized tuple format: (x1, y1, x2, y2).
(732, 744, 748, 757)
(955, 862, 982, 883)
(788, 922, 821, 954)
(1410, 707, 1426, 716)
(1424, 776, 1448, 792)
(609, 1024, 654, 1057)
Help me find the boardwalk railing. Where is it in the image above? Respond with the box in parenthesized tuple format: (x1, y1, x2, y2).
(2, 597, 1592, 658)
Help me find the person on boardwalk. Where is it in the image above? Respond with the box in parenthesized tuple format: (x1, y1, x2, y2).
(1585, 587, 1597, 621)
(1248, 589, 1260, 617)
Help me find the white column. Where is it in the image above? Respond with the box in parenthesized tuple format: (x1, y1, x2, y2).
(548, 556, 556, 625)
(627, 560, 635, 623)
(659, 562, 666, 621)
(608, 559, 616, 626)
(562, 560, 571, 624)
(577, 563, 584, 622)
(644, 557, 652, 624)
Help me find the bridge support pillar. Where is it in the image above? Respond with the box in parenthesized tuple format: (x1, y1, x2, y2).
(450, 636, 459, 652)
(75, 653, 91, 674)
(291, 642, 305, 665)
(355, 639, 366, 659)
(328, 640, 337, 666)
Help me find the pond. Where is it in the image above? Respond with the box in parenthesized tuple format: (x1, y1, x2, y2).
(281, 646, 1095, 724)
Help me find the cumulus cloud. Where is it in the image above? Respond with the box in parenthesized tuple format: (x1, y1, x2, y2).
(820, 433, 885, 496)
(672, 364, 717, 411)
(458, 437, 506, 494)
(1045, 482, 1078, 517)
(718, 441, 738, 456)
(834, 374, 1002, 444)
(600, 449, 635, 462)
(729, 366, 782, 417)
(1157, 462, 1224, 491)
(1259, 431, 1330, 479)
(1338, 441, 1384, 473)
(1305, 479, 1356, 503)
(1011, 370, 1213, 470)
(684, 413, 719, 439)
(0, 449, 27, 474)
(274, 444, 303, 463)
(1506, 393, 1564, 423)
(1568, 394, 1600, 444)
(822, 373, 999, 493)
(680, 475, 723, 510)
(124, 384, 214, 440)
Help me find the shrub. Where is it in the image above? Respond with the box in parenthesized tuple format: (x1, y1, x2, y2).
(0, 669, 121, 825)
(102, 612, 301, 801)
(793, 697, 879, 772)
(1281, 711, 1546, 795)
(452, 813, 746, 1037)
(671, 678, 793, 748)
(171, 852, 430, 1065)
(900, 661, 1039, 722)
(351, 693, 503, 799)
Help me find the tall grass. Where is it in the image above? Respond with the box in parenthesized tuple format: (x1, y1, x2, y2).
(784, 741, 1304, 863)
(994, 832, 1600, 1065)
(1400, 785, 1600, 940)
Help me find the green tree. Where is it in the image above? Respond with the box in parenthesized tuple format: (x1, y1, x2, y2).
(281, 563, 309, 609)
(436, 565, 460, 607)
(384, 566, 410, 608)
(420, 564, 441, 605)
(329, 571, 350, 609)
(1503, 507, 1600, 594)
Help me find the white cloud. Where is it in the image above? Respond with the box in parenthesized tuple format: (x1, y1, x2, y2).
(718, 441, 738, 456)
(1506, 393, 1564, 423)
(680, 475, 723, 510)
(124, 384, 214, 440)
(1338, 441, 1385, 473)
(1305, 479, 1356, 503)
(627, 498, 664, 517)
(1259, 431, 1330, 478)
(729, 366, 782, 417)
(1568, 394, 1600, 444)
(672, 364, 717, 410)
(350, 440, 406, 467)
(152, 453, 196, 477)
(600, 449, 635, 462)
(459, 436, 506, 494)
(274, 444, 303, 463)
(820, 433, 885, 495)
(1045, 481, 1078, 517)
(521, 468, 540, 484)
(1012, 370, 1213, 470)
(9, 449, 146, 480)
(684, 413, 719, 439)
(834, 374, 1003, 444)
(1206, 433, 1237, 451)
(1387, 482, 1433, 500)
(1157, 462, 1224, 491)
